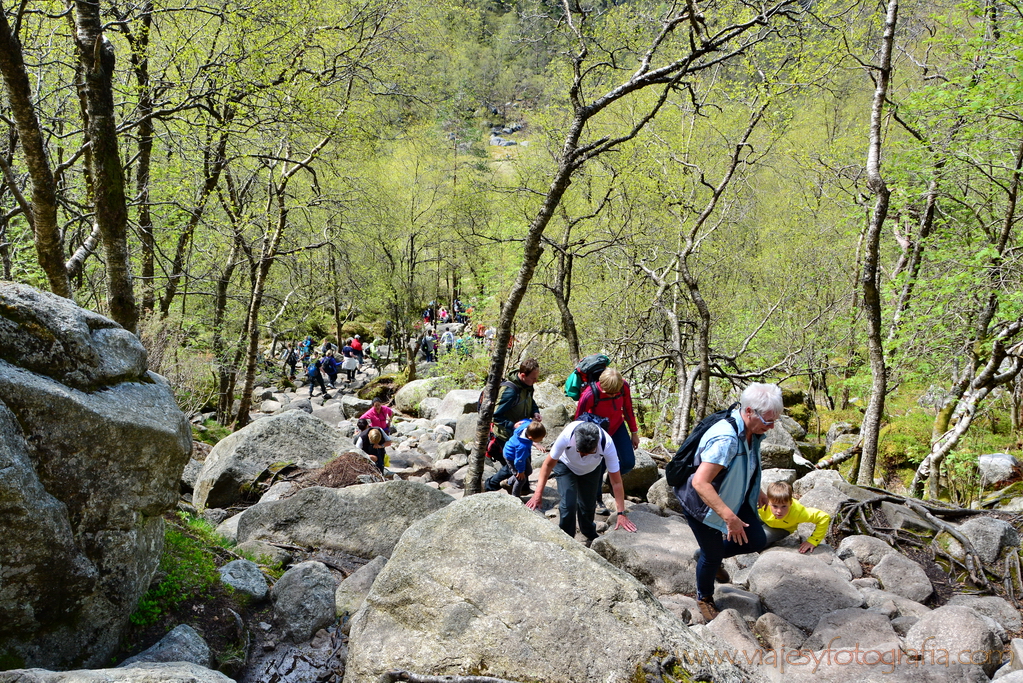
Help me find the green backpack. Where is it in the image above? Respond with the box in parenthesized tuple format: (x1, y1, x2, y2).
(564, 354, 610, 400)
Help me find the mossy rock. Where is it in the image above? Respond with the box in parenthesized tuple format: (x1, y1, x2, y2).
(798, 441, 826, 463)
(788, 403, 811, 431)
(782, 388, 805, 407)
(358, 373, 402, 402)
(340, 321, 385, 342)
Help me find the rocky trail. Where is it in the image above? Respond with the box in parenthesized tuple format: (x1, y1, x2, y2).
(5, 285, 1023, 683)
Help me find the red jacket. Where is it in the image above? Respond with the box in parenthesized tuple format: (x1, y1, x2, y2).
(351, 339, 363, 351)
(574, 381, 638, 436)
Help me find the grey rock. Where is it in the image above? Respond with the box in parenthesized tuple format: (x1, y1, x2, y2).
(310, 402, 346, 427)
(707, 608, 763, 666)
(116, 624, 212, 669)
(345, 492, 754, 683)
(531, 381, 576, 410)
(792, 469, 845, 497)
(436, 439, 468, 460)
(272, 561, 337, 643)
(591, 506, 700, 595)
(0, 284, 191, 669)
(802, 607, 900, 652)
(777, 414, 807, 440)
(646, 476, 685, 514)
(843, 556, 863, 578)
(890, 615, 918, 636)
(180, 459, 204, 493)
(859, 587, 931, 619)
(258, 481, 298, 503)
(394, 377, 449, 414)
(836, 535, 898, 565)
(713, 586, 762, 622)
(274, 398, 313, 414)
(214, 514, 241, 544)
(418, 397, 443, 420)
(453, 412, 479, 442)
(340, 395, 373, 419)
(193, 411, 347, 510)
(947, 595, 1022, 632)
(825, 421, 858, 454)
(234, 540, 291, 567)
(721, 552, 761, 590)
(335, 556, 388, 617)
(253, 387, 275, 402)
(621, 449, 659, 497)
(539, 403, 571, 431)
(0, 662, 234, 682)
(979, 453, 1021, 488)
(237, 481, 454, 559)
(999, 670, 1023, 682)
(747, 551, 863, 630)
(905, 605, 1003, 676)
(200, 508, 229, 527)
(872, 552, 932, 602)
(754, 612, 805, 651)
(760, 468, 797, 493)
(879, 501, 937, 532)
(957, 516, 1020, 564)
(218, 559, 269, 601)
(760, 443, 795, 469)
(1008, 638, 1023, 672)
(260, 399, 283, 413)
(435, 390, 479, 420)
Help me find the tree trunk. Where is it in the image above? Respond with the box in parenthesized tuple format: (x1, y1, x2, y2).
(856, 0, 899, 486)
(0, 13, 70, 297)
(550, 240, 581, 362)
(74, 1, 137, 332)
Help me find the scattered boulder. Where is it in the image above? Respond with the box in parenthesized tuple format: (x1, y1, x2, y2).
(706, 608, 762, 662)
(272, 561, 337, 644)
(798, 483, 868, 518)
(215, 514, 242, 544)
(0, 663, 234, 682)
(345, 493, 751, 683)
(836, 535, 898, 565)
(754, 612, 805, 651)
(979, 453, 1021, 488)
(792, 469, 845, 497)
(878, 501, 936, 533)
(274, 398, 313, 414)
(759, 443, 795, 470)
(872, 552, 932, 602)
(801, 607, 900, 652)
(947, 595, 1022, 632)
(418, 397, 443, 420)
(747, 552, 863, 630)
(859, 587, 931, 619)
(193, 411, 348, 510)
(116, 624, 212, 669)
(591, 505, 700, 595)
(435, 390, 479, 420)
(236, 481, 454, 559)
(340, 395, 373, 419)
(539, 403, 571, 430)
(761, 468, 797, 494)
(646, 477, 685, 514)
(532, 381, 576, 410)
(311, 402, 346, 427)
(825, 421, 858, 455)
(949, 516, 1021, 564)
(905, 605, 1003, 677)
(394, 377, 448, 414)
(0, 283, 192, 669)
(218, 559, 269, 602)
(436, 439, 468, 461)
(335, 556, 388, 617)
(234, 540, 292, 567)
(713, 586, 762, 623)
(621, 449, 659, 497)
(453, 413, 479, 442)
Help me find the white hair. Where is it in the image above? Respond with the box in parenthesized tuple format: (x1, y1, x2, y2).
(739, 383, 783, 415)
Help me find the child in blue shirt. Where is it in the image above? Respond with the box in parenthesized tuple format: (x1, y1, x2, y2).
(503, 419, 547, 497)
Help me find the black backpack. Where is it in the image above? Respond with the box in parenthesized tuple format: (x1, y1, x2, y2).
(664, 403, 740, 488)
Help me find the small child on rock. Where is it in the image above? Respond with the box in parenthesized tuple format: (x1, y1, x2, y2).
(758, 481, 831, 554)
(503, 419, 547, 497)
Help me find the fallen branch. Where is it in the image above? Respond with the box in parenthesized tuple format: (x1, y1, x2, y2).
(815, 439, 861, 470)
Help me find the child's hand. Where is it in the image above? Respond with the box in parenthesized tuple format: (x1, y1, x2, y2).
(515, 471, 526, 481)
(799, 541, 815, 554)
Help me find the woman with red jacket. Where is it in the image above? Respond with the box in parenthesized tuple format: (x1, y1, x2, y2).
(573, 367, 639, 475)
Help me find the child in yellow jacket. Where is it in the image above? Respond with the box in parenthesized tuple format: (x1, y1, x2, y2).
(759, 481, 831, 554)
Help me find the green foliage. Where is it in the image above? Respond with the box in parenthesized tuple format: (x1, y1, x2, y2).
(130, 522, 223, 627)
(193, 420, 233, 447)
(0, 652, 26, 672)
(877, 410, 933, 469)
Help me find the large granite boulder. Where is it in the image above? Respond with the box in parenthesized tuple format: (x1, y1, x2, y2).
(236, 481, 454, 559)
(435, 389, 479, 420)
(621, 449, 659, 497)
(272, 561, 337, 644)
(905, 605, 1003, 677)
(591, 504, 700, 595)
(344, 493, 754, 683)
(978, 453, 1021, 488)
(0, 663, 233, 682)
(531, 381, 576, 410)
(193, 411, 347, 510)
(393, 377, 448, 414)
(115, 624, 212, 669)
(0, 283, 191, 669)
(746, 551, 864, 630)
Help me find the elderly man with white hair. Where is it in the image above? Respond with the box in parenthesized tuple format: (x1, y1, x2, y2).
(675, 382, 783, 621)
(527, 420, 637, 545)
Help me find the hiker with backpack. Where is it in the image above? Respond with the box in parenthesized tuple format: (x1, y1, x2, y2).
(573, 367, 640, 476)
(673, 383, 781, 622)
(525, 421, 637, 545)
(483, 358, 542, 491)
(281, 343, 298, 379)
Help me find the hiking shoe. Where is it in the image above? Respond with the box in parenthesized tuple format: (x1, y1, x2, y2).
(716, 565, 730, 583)
(697, 599, 719, 622)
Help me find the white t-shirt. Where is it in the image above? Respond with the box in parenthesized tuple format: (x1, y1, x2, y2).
(550, 421, 618, 475)
(342, 357, 359, 370)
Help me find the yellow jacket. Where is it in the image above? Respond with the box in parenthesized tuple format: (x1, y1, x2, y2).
(758, 500, 831, 546)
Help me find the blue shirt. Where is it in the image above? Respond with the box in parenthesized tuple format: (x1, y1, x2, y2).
(503, 420, 535, 473)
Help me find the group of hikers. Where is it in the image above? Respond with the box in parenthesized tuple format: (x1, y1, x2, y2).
(477, 356, 831, 622)
(278, 334, 375, 398)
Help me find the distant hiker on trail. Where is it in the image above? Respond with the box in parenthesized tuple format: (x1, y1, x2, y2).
(281, 344, 298, 379)
(758, 481, 831, 554)
(341, 353, 359, 383)
(351, 335, 364, 365)
(307, 356, 331, 399)
(360, 398, 393, 434)
(320, 338, 337, 355)
(440, 329, 455, 354)
(675, 382, 781, 622)
(526, 421, 637, 545)
(300, 335, 314, 356)
(321, 349, 339, 388)
(439, 306, 449, 323)
(484, 358, 542, 491)
(574, 367, 640, 477)
(420, 334, 436, 362)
